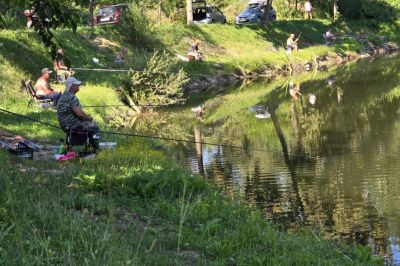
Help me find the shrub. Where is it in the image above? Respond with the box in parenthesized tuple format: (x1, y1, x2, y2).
(336, 0, 397, 21)
(122, 51, 189, 106)
(119, 2, 153, 47)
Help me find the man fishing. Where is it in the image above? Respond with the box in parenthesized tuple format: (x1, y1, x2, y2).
(34, 68, 61, 105)
(287, 33, 300, 53)
(56, 77, 99, 149)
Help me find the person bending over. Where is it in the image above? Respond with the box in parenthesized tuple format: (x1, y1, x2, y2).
(324, 29, 336, 45)
(187, 42, 203, 61)
(53, 48, 73, 82)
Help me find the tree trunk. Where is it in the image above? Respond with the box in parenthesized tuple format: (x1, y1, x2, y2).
(333, 0, 338, 21)
(89, 0, 94, 32)
(261, 0, 273, 25)
(158, 0, 162, 25)
(186, 0, 193, 25)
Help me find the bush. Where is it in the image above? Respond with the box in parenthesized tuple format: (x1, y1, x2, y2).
(122, 51, 189, 106)
(306, 0, 398, 20)
(0, 6, 26, 29)
(119, 2, 153, 47)
(336, 0, 397, 21)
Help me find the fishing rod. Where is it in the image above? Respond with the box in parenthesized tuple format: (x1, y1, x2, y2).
(0, 108, 270, 153)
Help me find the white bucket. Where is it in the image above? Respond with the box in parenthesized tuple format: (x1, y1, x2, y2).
(99, 142, 117, 150)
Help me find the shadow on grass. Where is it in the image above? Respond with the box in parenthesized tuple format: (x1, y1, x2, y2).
(261, 20, 331, 49)
(0, 36, 52, 78)
(0, 110, 64, 143)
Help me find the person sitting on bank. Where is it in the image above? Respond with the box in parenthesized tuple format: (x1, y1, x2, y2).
(34, 68, 61, 105)
(187, 42, 203, 61)
(114, 47, 128, 65)
(286, 34, 299, 53)
(56, 77, 99, 147)
(324, 28, 336, 45)
(53, 48, 73, 82)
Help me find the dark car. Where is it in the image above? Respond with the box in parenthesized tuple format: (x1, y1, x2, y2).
(235, 0, 276, 25)
(95, 4, 128, 26)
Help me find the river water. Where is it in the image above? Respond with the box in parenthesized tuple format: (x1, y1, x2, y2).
(135, 55, 400, 263)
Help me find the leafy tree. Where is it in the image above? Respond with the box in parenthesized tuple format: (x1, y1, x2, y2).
(0, 0, 82, 57)
(30, 0, 79, 57)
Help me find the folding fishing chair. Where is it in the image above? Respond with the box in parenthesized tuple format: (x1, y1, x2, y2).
(21, 80, 53, 108)
(63, 126, 100, 155)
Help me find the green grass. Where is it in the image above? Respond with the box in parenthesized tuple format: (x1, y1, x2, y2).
(0, 140, 383, 265)
(150, 19, 398, 74)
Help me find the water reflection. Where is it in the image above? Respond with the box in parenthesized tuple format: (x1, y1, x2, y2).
(135, 56, 400, 263)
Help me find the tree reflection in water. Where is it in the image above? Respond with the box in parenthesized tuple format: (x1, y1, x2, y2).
(138, 56, 400, 263)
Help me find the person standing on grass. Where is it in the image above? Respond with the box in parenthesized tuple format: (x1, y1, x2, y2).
(304, 0, 313, 20)
(114, 47, 128, 65)
(53, 48, 73, 82)
(34, 68, 61, 105)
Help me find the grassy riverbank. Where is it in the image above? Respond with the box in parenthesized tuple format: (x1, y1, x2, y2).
(0, 138, 384, 265)
(0, 19, 391, 264)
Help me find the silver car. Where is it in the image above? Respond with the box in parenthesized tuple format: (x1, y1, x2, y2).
(193, 2, 226, 24)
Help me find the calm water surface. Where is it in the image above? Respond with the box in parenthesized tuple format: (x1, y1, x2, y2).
(136, 56, 400, 264)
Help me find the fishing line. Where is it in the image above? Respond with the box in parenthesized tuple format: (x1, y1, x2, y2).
(0, 108, 270, 153)
(82, 103, 176, 108)
(73, 67, 214, 77)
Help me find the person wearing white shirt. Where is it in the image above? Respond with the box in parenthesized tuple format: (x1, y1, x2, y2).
(324, 28, 336, 45)
(304, 1, 313, 19)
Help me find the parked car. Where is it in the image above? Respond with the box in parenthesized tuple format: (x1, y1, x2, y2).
(95, 4, 128, 26)
(235, 0, 276, 25)
(192, 0, 226, 24)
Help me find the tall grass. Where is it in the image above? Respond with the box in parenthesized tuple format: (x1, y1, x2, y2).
(0, 140, 383, 265)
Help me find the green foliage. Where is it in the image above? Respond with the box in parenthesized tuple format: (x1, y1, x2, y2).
(29, 0, 80, 58)
(274, 0, 303, 20)
(310, 0, 399, 21)
(123, 51, 189, 106)
(0, 4, 26, 29)
(354, 245, 385, 265)
(118, 2, 153, 47)
(160, 0, 184, 18)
